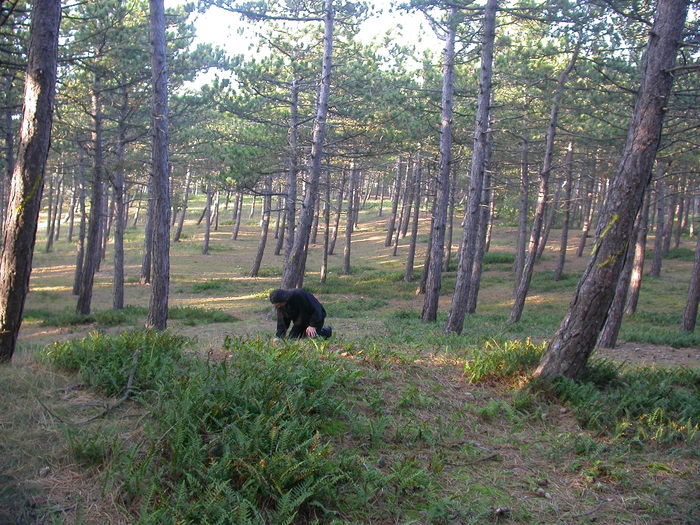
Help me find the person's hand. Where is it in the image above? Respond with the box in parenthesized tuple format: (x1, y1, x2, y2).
(305, 326, 318, 338)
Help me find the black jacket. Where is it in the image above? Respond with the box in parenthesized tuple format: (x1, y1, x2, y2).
(275, 289, 326, 338)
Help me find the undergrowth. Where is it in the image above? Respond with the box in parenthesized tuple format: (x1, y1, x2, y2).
(462, 338, 700, 444)
(42, 331, 361, 523)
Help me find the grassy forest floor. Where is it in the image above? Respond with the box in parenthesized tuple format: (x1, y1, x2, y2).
(1, 198, 699, 524)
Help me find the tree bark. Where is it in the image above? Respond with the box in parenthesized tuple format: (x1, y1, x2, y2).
(535, 0, 688, 380)
(342, 163, 358, 275)
(575, 158, 596, 257)
(146, 0, 171, 331)
(76, 74, 105, 315)
(421, 7, 457, 323)
(0, 0, 61, 362)
(445, 0, 496, 332)
(281, 0, 333, 289)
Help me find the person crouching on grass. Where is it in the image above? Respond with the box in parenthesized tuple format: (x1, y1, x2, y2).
(269, 288, 332, 341)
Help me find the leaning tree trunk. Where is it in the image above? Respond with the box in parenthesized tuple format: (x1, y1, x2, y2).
(0, 0, 60, 362)
(598, 207, 645, 348)
(281, 0, 333, 289)
(250, 175, 272, 277)
(76, 74, 105, 315)
(535, 0, 688, 380)
(509, 39, 580, 323)
(681, 228, 700, 331)
(421, 7, 457, 323)
(445, 0, 497, 332)
(146, 0, 171, 331)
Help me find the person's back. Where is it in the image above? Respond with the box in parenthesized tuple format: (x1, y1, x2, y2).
(269, 288, 332, 339)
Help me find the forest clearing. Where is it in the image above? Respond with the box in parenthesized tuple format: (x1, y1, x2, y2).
(1, 198, 699, 524)
(1, 0, 699, 523)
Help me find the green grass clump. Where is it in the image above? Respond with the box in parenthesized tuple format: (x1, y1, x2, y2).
(464, 338, 546, 383)
(24, 308, 95, 326)
(41, 330, 191, 397)
(42, 331, 360, 523)
(550, 364, 700, 443)
(168, 306, 237, 324)
(191, 279, 231, 293)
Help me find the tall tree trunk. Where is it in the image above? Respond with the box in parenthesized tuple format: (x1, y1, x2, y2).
(554, 142, 574, 281)
(73, 153, 87, 295)
(421, 7, 457, 323)
(650, 166, 666, 277)
(202, 184, 212, 255)
(385, 156, 403, 247)
(576, 159, 596, 257)
(662, 177, 677, 255)
(509, 40, 580, 323)
(231, 191, 243, 240)
(281, 0, 333, 289)
(112, 84, 129, 311)
(624, 190, 650, 315)
(140, 180, 154, 284)
(250, 175, 272, 277)
(146, 0, 171, 330)
(173, 167, 192, 242)
(43, 173, 55, 252)
(443, 165, 456, 272)
(320, 164, 331, 283)
(284, 79, 299, 259)
(535, 0, 688, 380)
(2, 73, 16, 238)
(513, 138, 529, 282)
(76, 74, 105, 315)
(405, 152, 422, 282)
(342, 163, 358, 276)
(681, 228, 700, 331)
(466, 142, 494, 314)
(328, 171, 346, 255)
(445, 0, 496, 332)
(0, 0, 60, 362)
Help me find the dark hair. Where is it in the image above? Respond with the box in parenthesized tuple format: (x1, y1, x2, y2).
(269, 289, 292, 304)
